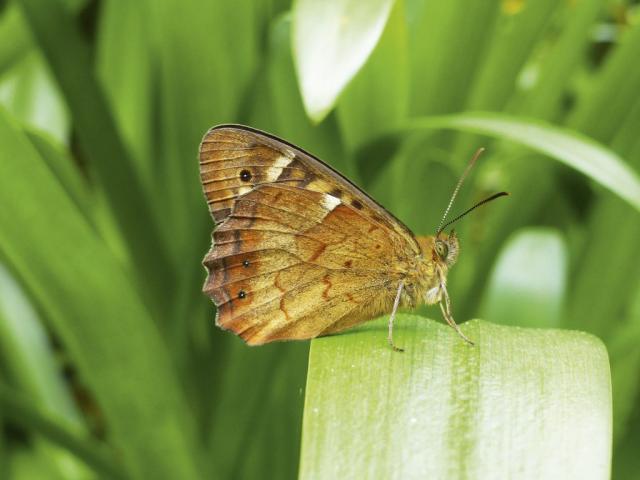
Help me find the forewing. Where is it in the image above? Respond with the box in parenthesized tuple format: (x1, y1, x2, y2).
(199, 125, 420, 254)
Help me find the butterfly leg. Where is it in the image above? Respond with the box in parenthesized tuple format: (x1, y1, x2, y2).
(439, 284, 474, 346)
(387, 280, 405, 352)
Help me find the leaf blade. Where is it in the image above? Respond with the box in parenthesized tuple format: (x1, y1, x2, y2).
(300, 316, 611, 479)
(405, 112, 640, 212)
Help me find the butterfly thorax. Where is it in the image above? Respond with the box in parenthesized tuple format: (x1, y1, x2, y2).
(404, 233, 459, 307)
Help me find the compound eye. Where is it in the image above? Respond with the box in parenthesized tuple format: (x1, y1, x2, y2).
(435, 241, 449, 260)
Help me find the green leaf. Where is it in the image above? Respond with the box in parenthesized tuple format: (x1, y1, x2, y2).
(292, 0, 395, 122)
(0, 6, 32, 75)
(301, 316, 611, 479)
(15, 0, 175, 304)
(0, 109, 203, 479)
(482, 228, 568, 328)
(0, 382, 126, 479)
(252, 14, 346, 169)
(407, 0, 501, 116)
(404, 112, 640, 212)
(336, 0, 409, 152)
(96, 0, 154, 186)
(0, 265, 92, 479)
(0, 53, 69, 143)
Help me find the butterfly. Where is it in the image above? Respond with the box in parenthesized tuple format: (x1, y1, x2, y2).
(199, 125, 507, 351)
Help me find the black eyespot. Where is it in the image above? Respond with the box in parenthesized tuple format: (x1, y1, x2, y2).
(238, 290, 246, 299)
(239, 169, 252, 182)
(351, 199, 363, 210)
(242, 259, 250, 268)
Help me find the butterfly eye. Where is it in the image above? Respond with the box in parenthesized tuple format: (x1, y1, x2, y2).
(435, 241, 448, 260)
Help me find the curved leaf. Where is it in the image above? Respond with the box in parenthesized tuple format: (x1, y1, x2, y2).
(404, 112, 640, 212)
(292, 0, 395, 122)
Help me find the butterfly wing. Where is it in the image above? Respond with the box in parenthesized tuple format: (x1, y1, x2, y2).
(199, 125, 420, 345)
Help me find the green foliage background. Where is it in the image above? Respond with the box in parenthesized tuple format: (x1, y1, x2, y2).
(0, 0, 638, 478)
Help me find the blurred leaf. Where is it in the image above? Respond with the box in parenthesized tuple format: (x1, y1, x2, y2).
(0, 6, 32, 74)
(292, 0, 395, 122)
(337, 0, 408, 152)
(143, 0, 263, 261)
(565, 57, 640, 336)
(405, 112, 640, 212)
(384, 137, 457, 234)
(481, 228, 567, 328)
(97, 0, 154, 188)
(520, 0, 604, 119)
(465, 0, 558, 113)
(207, 341, 307, 479)
(567, 21, 640, 141)
(566, 196, 640, 335)
(0, 265, 81, 424)
(252, 14, 346, 169)
(25, 130, 91, 224)
(16, 0, 175, 305)
(0, 382, 125, 479)
(301, 316, 611, 479)
(614, 412, 640, 480)
(0, 264, 92, 479)
(0, 53, 68, 142)
(609, 283, 640, 444)
(0, 109, 203, 479)
(407, 1, 500, 116)
(452, 0, 558, 158)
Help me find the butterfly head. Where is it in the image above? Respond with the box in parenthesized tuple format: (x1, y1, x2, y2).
(434, 230, 459, 268)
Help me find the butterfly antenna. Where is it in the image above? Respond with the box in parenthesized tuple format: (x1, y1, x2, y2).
(436, 147, 485, 236)
(438, 191, 510, 233)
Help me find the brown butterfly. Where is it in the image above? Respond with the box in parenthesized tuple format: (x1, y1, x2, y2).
(199, 125, 507, 351)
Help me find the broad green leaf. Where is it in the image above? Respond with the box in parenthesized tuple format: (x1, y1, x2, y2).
(292, 0, 395, 122)
(301, 316, 611, 479)
(404, 112, 640, 212)
(0, 109, 203, 479)
(482, 228, 567, 328)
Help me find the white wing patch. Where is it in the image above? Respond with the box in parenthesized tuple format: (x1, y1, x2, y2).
(264, 155, 293, 182)
(321, 193, 341, 211)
